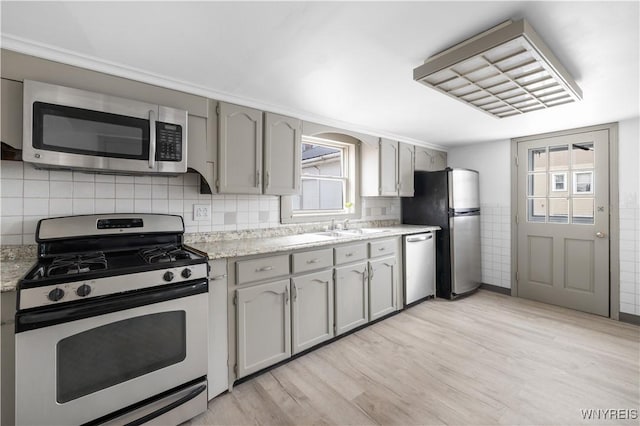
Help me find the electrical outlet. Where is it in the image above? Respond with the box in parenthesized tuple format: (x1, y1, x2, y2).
(193, 204, 211, 221)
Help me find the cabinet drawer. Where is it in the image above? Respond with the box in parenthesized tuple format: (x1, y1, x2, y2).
(334, 243, 367, 265)
(236, 254, 290, 285)
(369, 239, 397, 258)
(292, 248, 333, 274)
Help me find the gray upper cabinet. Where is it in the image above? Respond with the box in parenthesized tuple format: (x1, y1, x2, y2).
(361, 138, 399, 196)
(218, 102, 263, 194)
(398, 142, 415, 197)
(187, 110, 216, 194)
(263, 113, 301, 195)
(415, 146, 448, 171)
(362, 139, 416, 197)
(291, 270, 334, 354)
(1, 78, 23, 151)
(236, 279, 291, 378)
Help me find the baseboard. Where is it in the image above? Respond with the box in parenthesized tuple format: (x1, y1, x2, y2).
(619, 312, 640, 326)
(479, 283, 511, 295)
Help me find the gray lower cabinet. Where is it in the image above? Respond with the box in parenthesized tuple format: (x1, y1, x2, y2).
(334, 262, 369, 335)
(368, 256, 398, 321)
(236, 279, 291, 378)
(208, 260, 228, 400)
(291, 270, 334, 354)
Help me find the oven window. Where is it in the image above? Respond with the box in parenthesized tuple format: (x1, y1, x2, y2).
(33, 102, 150, 160)
(56, 311, 186, 403)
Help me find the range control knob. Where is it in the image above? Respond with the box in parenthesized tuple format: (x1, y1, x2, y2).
(163, 271, 175, 282)
(48, 288, 65, 302)
(181, 268, 192, 279)
(76, 284, 92, 297)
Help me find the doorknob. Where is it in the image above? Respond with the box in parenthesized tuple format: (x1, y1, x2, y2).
(595, 232, 606, 238)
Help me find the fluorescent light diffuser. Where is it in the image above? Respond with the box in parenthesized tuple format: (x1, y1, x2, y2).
(413, 19, 582, 118)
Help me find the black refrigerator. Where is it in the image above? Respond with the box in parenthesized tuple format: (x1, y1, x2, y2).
(402, 168, 481, 299)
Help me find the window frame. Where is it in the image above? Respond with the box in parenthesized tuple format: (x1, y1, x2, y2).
(281, 135, 360, 224)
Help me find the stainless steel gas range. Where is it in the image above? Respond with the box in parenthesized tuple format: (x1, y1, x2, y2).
(15, 214, 209, 426)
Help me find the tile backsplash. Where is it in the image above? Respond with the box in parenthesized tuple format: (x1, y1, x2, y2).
(0, 161, 400, 245)
(480, 203, 511, 289)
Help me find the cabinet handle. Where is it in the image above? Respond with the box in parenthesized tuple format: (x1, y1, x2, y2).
(256, 170, 261, 187)
(148, 109, 156, 170)
(378, 247, 386, 251)
(266, 172, 270, 187)
(285, 286, 289, 303)
(306, 259, 320, 264)
(345, 252, 353, 257)
(256, 266, 273, 272)
(369, 266, 374, 280)
(292, 283, 297, 301)
(211, 274, 227, 281)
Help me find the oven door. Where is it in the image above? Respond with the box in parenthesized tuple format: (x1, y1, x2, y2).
(15, 281, 208, 426)
(22, 80, 187, 175)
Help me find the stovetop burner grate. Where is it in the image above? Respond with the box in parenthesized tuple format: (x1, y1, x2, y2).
(139, 245, 192, 264)
(46, 252, 108, 277)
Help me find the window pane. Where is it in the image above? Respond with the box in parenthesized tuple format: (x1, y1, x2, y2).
(292, 178, 344, 211)
(572, 142, 594, 169)
(528, 173, 546, 197)
(548, 198, 569, 223)
(528, 147, 547, 172)
(572, 198, 594, 224)
(57, 311, 186, 403)
(528, 198, 546, 222)
(548, 145, 569, 171)
(573, 171, 593, 194)
(301, 143, 343, 177)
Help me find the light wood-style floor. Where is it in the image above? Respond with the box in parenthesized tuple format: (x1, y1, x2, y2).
(188, 290, 640, 425)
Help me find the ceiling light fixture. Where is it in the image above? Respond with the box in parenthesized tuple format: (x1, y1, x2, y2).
(413, 19, 582, 118)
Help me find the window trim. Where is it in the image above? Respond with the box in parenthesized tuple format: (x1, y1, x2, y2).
(281, 135, 360, 224)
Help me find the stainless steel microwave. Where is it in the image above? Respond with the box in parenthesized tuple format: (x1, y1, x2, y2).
(22, 80, 188, 175)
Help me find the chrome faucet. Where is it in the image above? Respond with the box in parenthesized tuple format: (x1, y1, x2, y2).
(343, 219, 350, 230)
(330, 219, 336, 230)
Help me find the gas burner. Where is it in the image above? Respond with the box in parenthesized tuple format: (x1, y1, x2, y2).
(47, 252, 108, 277)
(139, 245, 192, 264)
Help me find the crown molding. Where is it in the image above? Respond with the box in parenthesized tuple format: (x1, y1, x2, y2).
(1, 33, 447, 151)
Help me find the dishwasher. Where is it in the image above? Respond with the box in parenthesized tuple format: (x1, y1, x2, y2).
(404, 232, 435, 306)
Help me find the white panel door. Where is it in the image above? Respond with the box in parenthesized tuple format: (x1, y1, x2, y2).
(516, 129, 609, 316)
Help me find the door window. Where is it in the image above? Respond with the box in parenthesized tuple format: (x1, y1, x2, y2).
(526, 141, 595, 224)
(56, 311, 186, 403)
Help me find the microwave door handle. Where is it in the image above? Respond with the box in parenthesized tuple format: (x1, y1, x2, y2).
(148, 109, 156, 169)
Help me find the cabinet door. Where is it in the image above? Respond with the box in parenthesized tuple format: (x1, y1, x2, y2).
(369, 256, 397, 321)
(264, 112, 301, 195)
(398, 143, 415, 197)
(208, 260, 228, 399)
(335, 262, 369, 335)
(1, 78, 23, 151)
(415, 146, 434, 171)
(291, 270, 334, 354)
(379, 138, 399, 196)
(433, 150, 447, 170)
(187, 114, 217, 193)
(236, 279, 291, 378)
(218, 102, 263, 194)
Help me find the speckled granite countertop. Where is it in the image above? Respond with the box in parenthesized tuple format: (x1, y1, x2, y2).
(188, 225, 439, 260)
(0, 224, 439, 292)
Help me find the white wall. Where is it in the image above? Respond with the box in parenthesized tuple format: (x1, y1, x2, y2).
(448, 118, 640, 316)
(448, 140, 512, 289)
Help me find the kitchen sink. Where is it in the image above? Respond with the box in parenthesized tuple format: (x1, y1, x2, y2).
(313, 228, 392, 237)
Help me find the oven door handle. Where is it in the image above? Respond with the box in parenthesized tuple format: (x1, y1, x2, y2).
(16, 280, 208, 333)
(125, 383, 206, 426)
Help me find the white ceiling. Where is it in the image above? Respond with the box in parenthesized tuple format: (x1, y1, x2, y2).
(1, 1, 638, 148)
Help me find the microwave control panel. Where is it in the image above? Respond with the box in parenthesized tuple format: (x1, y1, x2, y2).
(156, 122, 183, 162)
